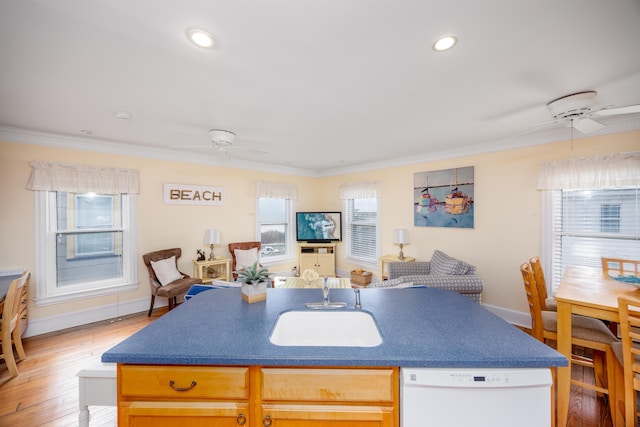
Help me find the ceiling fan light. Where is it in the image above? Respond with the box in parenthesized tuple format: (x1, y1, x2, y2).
(187, 29, 215, 48)
(547, 91, 597, 119)
(209, 129, 236, 145)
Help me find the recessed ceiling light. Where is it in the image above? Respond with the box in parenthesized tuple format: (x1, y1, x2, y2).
(432, 35, 458, 52)
(186, 28, 215, 48)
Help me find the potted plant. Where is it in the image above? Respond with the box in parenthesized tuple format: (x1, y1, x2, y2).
(235, 261, 271, 303)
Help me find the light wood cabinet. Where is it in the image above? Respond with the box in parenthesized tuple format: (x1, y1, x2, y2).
(258, 367, 397, 427)
(117, 365, 398, 427)
(118, 365, 250, 426)
(298, 243, 336, 277)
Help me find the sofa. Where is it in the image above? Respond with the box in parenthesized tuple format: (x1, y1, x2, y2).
(376, 250, 484, 303)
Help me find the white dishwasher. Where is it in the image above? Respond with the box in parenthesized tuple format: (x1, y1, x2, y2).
(401, 367, 552, 427)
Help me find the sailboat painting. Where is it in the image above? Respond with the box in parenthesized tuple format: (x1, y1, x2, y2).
(414, 166, 474, 228)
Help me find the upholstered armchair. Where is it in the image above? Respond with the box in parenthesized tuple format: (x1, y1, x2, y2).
(228, 241, 262, 280)
(142, 248, 202, 316)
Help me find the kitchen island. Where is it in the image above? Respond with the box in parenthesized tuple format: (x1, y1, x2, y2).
(103, 287, 566, 426)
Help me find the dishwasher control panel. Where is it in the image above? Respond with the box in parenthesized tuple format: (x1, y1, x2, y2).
(402, 367, 552, 388)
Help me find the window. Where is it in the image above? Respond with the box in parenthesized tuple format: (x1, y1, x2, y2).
(344, 198, 379, 264)
(257, 197, 294, 262)
(600, 203, 621, 233)
(545, 188, 640, 293)
(35, 191, 138, 305)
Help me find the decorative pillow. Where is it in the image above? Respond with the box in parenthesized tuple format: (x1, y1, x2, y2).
(234, 247, 259, 269)
(430, 250, 471, 275)
(150, 256, 183, 285)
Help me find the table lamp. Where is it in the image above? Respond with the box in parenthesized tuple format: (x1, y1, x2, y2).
(393, 229, 409, 260)
(203, 229, 220, 260)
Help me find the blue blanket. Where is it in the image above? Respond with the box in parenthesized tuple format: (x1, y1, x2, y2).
(611, 275, 640, 285)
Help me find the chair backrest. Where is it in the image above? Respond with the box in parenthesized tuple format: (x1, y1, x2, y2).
(142, 248, 183, 293)
(602, 257, 640, 277)
(1, 270, 29, 344)
(520, 262, 545, 342)
(617, 295, 640, 422)
(228, 242, 261, 279)
(529, 256, 549, 310)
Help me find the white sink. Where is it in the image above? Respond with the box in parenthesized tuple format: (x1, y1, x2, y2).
(269, 310, 383, 347)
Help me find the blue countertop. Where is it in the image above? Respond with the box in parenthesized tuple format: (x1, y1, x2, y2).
(102, 287, 567, 368)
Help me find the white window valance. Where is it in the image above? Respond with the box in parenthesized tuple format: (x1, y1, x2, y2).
(536, 152, 640, 190)
(256, 181, 297, 199)
(26, 161, 139, 194)
(339, 181, 380, 199)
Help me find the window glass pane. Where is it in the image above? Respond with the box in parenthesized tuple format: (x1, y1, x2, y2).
(258, 198, 290, 258)
(56, 231, 123, 287)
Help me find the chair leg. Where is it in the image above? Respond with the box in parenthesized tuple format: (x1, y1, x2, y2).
(11, 328, 26, 361)
(147, 295, 155, 317)
(168, 297, 176, 311)
(2, 336, 19, 378)
(593, 349, 606, 393)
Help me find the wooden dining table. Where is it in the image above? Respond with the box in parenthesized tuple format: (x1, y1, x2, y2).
(555, 265, 640, 427)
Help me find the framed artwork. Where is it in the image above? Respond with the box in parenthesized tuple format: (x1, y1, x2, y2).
(414, 166, 474, 228)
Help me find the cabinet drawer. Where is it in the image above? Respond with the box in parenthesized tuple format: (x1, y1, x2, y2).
(261, 368, 396, 402)
(120, 365, 249, 400)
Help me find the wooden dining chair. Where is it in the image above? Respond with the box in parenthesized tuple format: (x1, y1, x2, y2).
(521, 262, 619, 419)
(603, 258, 640, 278)
(613, 295, 640, 426)
(1, 270, 30, 378)
(529, 256, 557, 311)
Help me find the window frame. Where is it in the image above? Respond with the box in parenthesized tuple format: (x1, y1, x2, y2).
(542, 188, 640, 295)
(34, 191, 138, 307)
(255, 196, 296, 264)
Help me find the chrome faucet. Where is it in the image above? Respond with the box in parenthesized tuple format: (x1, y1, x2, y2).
(305, 276, 346, 309)
(322, 276, 330, 306)
(354, 287, 361, 309)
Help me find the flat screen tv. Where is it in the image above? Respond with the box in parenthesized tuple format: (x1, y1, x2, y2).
(296, 212, 342, 243)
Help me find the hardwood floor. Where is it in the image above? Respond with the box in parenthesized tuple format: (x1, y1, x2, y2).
(1, 309, 613, 426)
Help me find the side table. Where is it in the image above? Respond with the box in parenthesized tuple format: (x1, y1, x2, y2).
(379, 255, 416, 280)
(193, 257, 231, 283)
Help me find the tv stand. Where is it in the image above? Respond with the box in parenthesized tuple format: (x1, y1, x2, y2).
(298, 243, 336, 277)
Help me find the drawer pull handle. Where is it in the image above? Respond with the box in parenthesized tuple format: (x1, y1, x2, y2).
(168, 380, 197, 391)
(236, 413, 247, 425)
(263, 414, 272, 426)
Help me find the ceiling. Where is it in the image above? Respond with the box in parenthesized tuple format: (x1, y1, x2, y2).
(1, 0, 639, 176)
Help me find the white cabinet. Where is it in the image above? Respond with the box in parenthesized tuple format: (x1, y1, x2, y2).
(298, 243, 336, 277)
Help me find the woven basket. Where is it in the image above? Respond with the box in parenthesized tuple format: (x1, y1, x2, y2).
(350, 270, 372, 286)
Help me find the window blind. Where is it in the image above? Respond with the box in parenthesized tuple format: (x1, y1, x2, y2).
(549, 188, 640, 293)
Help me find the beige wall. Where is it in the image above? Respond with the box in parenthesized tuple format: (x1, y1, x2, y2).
(1, 130, 638, 332)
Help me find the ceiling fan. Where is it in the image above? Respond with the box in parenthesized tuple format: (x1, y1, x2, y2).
(175, 129, 267, 159)
(544, 91, 640, 134)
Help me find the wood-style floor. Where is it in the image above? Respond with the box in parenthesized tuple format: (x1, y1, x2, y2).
(1, 309, 613, 426)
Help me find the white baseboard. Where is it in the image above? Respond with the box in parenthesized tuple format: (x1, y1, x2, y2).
(482, 303, 531, 329)
(24, 297, 154, 338)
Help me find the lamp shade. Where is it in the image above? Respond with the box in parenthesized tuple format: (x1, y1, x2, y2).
(203, 229, 220, 245)
(393, 229, 409, 244)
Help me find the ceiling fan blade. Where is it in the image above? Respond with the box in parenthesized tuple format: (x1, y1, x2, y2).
(572, 117, 605, 134)
(232, 145, 268, 154)
(591, 104, 640, 117)
(171, 145, 212, 148)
